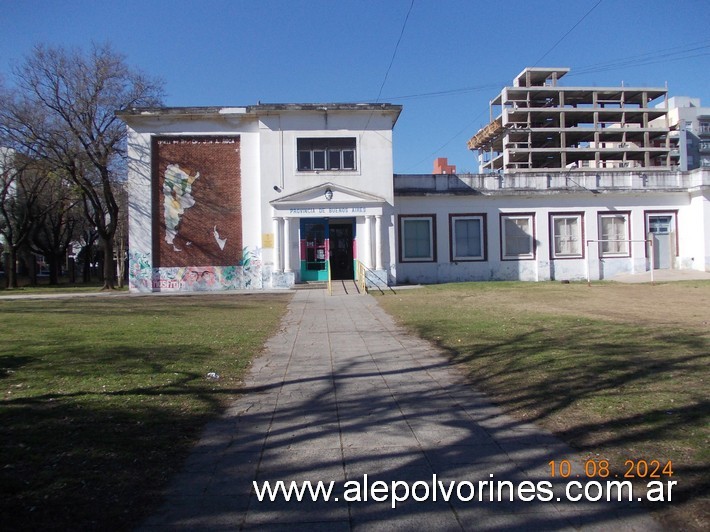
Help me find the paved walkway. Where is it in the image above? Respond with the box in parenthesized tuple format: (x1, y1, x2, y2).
(140, 290, 661, 531)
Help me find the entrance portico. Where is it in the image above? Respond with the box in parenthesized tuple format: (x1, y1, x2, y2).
(270, 182, 388, 285)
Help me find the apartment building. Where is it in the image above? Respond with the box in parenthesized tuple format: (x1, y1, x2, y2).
(468, 67, 670, 172)
(652, 96, 710, 171)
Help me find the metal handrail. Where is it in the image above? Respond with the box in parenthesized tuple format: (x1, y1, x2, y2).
(355, 260, 367, 294)
(585, 239, 654, 285)
(354, 260, 396, 295)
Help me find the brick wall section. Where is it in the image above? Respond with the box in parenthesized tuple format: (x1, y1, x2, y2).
(152, 136, 242, 267)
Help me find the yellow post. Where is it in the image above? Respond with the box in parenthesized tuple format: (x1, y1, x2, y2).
(356, 260, 367, 294)
(327, 259, 332, 296)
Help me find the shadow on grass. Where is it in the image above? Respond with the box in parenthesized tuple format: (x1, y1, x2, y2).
(409, 320, 710, 518)
(0, 355, 35, 378)
(139, 336, 682, 530)
(0, 344, 255, 531)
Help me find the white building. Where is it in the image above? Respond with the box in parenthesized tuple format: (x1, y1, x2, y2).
(393, 170, 709, 283)
(653, 97, 710, 171)
(119, 92, 710, 293)
(118, 104, 401, 291)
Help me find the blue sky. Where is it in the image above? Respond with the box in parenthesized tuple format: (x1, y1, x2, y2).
(1, 0, 708, 173)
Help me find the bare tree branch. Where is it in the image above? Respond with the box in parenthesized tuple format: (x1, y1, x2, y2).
(0, 43, 164, 288)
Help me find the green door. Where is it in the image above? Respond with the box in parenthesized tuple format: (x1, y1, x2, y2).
(300, 219, 329, 281)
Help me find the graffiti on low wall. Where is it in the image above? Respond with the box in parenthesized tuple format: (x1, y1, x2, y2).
(128, 247, 264, 292)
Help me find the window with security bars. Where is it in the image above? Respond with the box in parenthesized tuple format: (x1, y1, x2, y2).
(297, 138, 356, 171)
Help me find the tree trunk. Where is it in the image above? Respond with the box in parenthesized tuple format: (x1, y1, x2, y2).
(26, 252, 37, 287)
(5, 250, 17, 289)
(48, 255, 60, 285)
(117, 262, 125, 289)
(68, 257, 76, 284)
(101, 235, 115, 290)
(82, 249, 91, 283)
(116, 240, 125, 289)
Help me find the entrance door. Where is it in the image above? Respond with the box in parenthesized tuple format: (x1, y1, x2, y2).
(648, 215, 673, 269)
(300, 219, 329, 281)
(329, 222, 354, 280)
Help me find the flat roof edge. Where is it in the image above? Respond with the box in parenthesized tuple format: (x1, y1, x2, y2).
(116, 102, 403, 118)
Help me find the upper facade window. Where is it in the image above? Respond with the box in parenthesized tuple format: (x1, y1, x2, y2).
(297, 137, 356, 171)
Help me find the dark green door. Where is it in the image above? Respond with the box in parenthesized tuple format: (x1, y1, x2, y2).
(329, 222, 354, 280)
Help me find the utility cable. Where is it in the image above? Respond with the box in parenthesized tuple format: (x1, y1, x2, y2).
(532, 0, 604, 67)
(374, 0, 415, 103)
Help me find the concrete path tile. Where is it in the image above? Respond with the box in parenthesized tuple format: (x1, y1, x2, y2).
(138, 289, 662, 531)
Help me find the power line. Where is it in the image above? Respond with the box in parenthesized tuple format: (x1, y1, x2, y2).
(367, 40, 710, 105)
(362, 0, 414, 139)
(374, 0, 415, 103)
(400, 108, 488, 173)
(379, 82, 502, 102)
(532, 0, 604, 67)
(568, 42, 710, 77)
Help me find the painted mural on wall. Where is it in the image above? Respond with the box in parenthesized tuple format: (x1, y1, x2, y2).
(129, 247, 264, 292)
(163, 163, 199, 251)
(153, 136, 241, 267)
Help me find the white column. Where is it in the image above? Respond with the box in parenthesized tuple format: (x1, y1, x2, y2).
(364, 216, 373, 268)
(375, 214, 383, 270)
(272, 217, 282, 272)
(283, 218, 292, 272)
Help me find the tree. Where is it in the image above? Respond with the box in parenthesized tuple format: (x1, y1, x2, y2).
(0, 43, 164, 289)
(113, 181, 129, 288)
(0, 150, 54, 288)
(29, 170, 83, 285)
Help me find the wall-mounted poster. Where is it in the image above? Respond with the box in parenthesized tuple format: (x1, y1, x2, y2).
(152, 136, 241, 267)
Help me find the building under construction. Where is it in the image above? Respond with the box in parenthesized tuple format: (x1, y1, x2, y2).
(468, 67, 670, 172)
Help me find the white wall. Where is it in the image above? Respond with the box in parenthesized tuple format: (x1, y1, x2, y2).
(688, 188, 710, 271)
(123, 111, 262, 291)
(394, 191, 697, 284)
(258, 110, 397, 277)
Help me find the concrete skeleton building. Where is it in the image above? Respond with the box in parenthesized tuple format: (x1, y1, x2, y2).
(119, 68, 710, 293)
(468, 67, 670, 172)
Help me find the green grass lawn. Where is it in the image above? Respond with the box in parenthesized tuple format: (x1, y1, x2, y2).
(0, 293, 291, 530)
(378, 281, 709, 531)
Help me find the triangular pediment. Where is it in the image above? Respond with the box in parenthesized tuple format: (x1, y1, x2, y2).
(270, 182, 386, 207)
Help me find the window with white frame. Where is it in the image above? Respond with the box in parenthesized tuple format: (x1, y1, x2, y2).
(598, 212, 630, 256)
(297, 137, 356, 171)
(400, 215, 436, 262)
(550, 213, 583, 258)
(450, 214, 486, 261)
(501, 214, 535, 260)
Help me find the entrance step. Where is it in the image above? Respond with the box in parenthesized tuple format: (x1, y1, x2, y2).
(293, 280, 364, 295)
(293, 282, 328, 290)
(329, 280, 363, 295)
